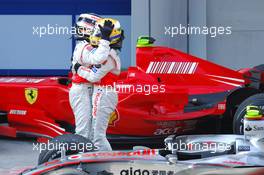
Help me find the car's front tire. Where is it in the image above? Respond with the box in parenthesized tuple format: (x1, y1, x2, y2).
(38, 134, 95, 165)
(233, 93, 264, 134)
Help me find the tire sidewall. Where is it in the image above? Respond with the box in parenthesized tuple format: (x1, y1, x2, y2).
(38, 134, 94, 165)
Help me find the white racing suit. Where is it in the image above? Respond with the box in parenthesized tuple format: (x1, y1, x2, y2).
(69, 39, 111, 139)
(77, 49, 121, 151)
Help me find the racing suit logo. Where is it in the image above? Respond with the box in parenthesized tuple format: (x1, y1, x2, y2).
(25, 88, 38, 105)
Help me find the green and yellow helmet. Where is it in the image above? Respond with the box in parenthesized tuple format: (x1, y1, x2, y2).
(245, 105, 263, 119)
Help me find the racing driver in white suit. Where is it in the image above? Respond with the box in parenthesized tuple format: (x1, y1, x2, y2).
(69, 13, 104, 139)
(73, 18, 124, 151)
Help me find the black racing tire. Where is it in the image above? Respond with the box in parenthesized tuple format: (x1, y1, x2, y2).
(38, 134, 95, 165)
(233, 93, 264, 134)
(45, 168, 88, 175)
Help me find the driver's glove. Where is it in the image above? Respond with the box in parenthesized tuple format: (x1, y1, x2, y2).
(99, 20, 114, 41)
(74, 62, 81, 72)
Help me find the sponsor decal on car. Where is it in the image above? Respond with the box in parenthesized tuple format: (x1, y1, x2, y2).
(252, 125, 264, 131)
(245, 125, 252, 132)
(154, 120, 197, 135)
(68, 149, 158, 160)
(223, 160, 246, 166)
(237, 145, 250, 152)
(25, 88, 38, 105)
(245, 124, 264, 132)
(108, 110, 119, 127)
(9, 109, 27, 115)
(244, 118, 264, 140)
(120, 167, 176, 175)
(156, 121, 178, 128)
(68, 155, 82, 160)
(217, 103, 226, 110)
(154, 127, 180, 136)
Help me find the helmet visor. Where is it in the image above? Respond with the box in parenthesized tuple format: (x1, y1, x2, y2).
(77, 17, 97, 26)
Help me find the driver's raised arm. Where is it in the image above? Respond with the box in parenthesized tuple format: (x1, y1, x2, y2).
(79, 20, 114, 65)
(80, 39, 110, 65)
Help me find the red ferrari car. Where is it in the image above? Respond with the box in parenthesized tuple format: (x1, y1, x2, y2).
(0, 37, 263, 142)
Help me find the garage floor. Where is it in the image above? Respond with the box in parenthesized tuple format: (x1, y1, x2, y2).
(0, 136, 38, 175)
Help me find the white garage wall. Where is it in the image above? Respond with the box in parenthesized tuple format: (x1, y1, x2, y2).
(207, 0, 264, 69)
(131, 0, 187, 65)
(150, 0, 188, 52)
(131, 0, 149, 65)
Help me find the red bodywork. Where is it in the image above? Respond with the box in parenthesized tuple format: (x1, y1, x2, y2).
(0, 46, 262, 140)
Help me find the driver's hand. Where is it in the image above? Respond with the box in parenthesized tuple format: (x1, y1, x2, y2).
(99, 20, 114, 41)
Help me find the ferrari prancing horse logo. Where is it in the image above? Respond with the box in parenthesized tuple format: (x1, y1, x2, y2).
(25, 88, 38, 105)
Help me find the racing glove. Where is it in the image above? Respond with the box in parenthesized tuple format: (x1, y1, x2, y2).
(74, 63, 101, 73)
(99, 20, 114, 41)
(74, 62, 81, 72)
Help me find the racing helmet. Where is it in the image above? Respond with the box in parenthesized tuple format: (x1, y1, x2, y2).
(90, 18, 124, 49)
(75, 13, 102, 40)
